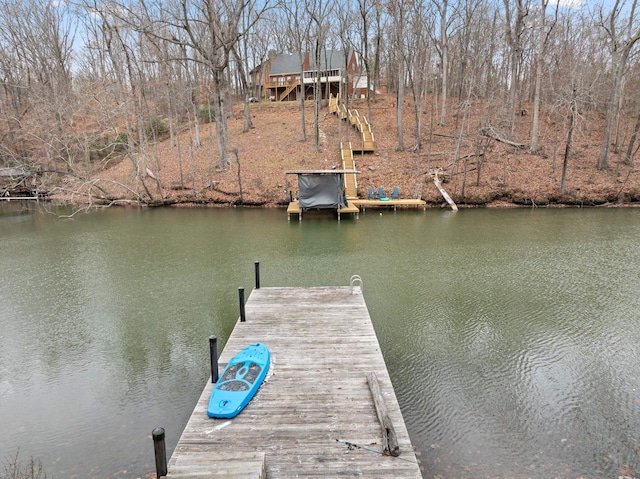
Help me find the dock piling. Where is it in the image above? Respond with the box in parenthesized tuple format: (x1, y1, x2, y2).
(255, 261, 260, 289)
(152, 427, 167, 478)
(209, 335, 219, 383)
(239, 287, 246, 322)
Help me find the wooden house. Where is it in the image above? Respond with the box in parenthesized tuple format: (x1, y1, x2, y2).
(251, 50, 359, 102)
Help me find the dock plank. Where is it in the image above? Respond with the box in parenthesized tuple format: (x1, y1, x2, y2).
(167, 286, 422, 478)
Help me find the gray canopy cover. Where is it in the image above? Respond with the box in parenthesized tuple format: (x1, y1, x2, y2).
(297, 174, 345, 209)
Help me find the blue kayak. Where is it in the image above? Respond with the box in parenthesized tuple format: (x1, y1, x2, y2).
(207, 342, 270, 418)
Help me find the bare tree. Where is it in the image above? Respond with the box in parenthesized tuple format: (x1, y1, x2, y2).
(306, 0, 333, 153)
(625, 110, 640, 165)
(281, 0, 312, 142)
(115, 0, 270, 171)
(451, 0, 485, 101)
(233, 4, 259, 133)
(388, 0, 409, 151)
(100, 8, 154, 199)
(356, 0, 374, 121)
(406, 1, 434, 175)
(372, 2, 384, 104)
(596, 0, 640, 170)
(503, 0, 530, 133)
(431, 0, 456, 126)
(336, 0, 359, 144)
(0, 0, 76, 168)
(560, 87, 577, 193)
(530, 0, 558, 153)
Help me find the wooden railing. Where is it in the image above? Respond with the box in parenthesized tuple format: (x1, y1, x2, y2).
(263, 79, 299, 90)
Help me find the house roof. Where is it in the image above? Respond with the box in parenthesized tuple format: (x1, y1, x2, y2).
(309, 50, 346, 70)
(270, 53, 303, 75)
(269, 50, 349, 76)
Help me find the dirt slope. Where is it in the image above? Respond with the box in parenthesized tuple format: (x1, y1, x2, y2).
(82, 92, 640, 208)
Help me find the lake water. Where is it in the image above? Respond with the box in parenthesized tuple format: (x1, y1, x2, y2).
(1, 203, 639, 478)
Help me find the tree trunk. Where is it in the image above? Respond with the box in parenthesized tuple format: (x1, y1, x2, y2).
(561, 88, 576, 193)
(503, 0, 527, 133)
(299, 62, 307, 142)
(396, 63, 404, 151)
(314, 43, 321, 153)
(624, 110, 640, 166)
(373, 5, 382, 103)
(438, 0, 449, 126)
(531, 0, 552, 153)
(597, 0, 640, 170)
(598, 53, 626, 170)
(530, 58, 542, 151)
(212, 68, 229, 170)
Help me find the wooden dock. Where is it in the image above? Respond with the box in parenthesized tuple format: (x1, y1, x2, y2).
(166, 286, 422, 478)
(351, 198, 427, 211)
(286, 200, 360, 221)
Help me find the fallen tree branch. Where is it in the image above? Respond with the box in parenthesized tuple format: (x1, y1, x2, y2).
(480, 127, 525, 149)
(432, 168, 459, 211)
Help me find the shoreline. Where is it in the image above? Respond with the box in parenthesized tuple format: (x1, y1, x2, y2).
(5, 195, 638, 210)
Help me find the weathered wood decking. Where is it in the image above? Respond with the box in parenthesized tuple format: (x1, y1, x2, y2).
(167, 286, 422, 478)
(286, 200, 360, 221)
(351, 198, 427, 211)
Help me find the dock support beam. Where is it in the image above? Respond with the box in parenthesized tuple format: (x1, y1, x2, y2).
(209, 335, 219, 383)
(255, 261, 261, 289)
(152, 427, 168, 478)
(239, 287, 246, 322)
(366, 371, 400, 457)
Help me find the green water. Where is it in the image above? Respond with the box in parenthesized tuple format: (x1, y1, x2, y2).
(1, 203, 639, 478)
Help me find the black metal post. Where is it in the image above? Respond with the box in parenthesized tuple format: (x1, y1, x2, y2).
(209, 335, 219, 383)
(152, 427, 167, 478)
(255, 261, 261, 289)
(239, 287, 246, 322)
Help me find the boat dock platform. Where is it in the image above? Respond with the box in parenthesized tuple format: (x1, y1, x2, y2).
(286, 200, 361, 221)
(351, 198, 426, 211)
(164, 284, 423, 478)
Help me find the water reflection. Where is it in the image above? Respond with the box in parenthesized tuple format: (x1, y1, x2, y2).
(1, 203, 640, 478)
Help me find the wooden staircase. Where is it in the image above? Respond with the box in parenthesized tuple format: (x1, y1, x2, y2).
(341, 141, 358, 199)
(361, 130, 375, 152)
(279, 82, 298, 101)
(330, 97, 376, 153)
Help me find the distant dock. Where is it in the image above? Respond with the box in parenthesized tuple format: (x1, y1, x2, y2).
(162, 283, 423, 478)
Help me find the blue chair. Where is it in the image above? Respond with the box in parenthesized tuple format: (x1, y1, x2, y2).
(391, 187, 400, 200)
(368, 187, 376, 199)
(378, 187, 389, 200)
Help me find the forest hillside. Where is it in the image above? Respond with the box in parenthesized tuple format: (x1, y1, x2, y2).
(1, 0, 640, 208)
(54, 91, 640, 208)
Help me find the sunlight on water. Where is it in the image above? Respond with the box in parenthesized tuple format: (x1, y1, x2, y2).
(1, 204, 640, 478)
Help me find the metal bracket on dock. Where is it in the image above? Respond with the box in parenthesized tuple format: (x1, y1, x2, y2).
(350, 275, 363, 293)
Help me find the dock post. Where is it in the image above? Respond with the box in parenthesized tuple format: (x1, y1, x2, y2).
(152, 427, 168, 478)
(255, 261, 260, 289)
(239, 287, 246, 322)
(209, 335, 219, 383)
